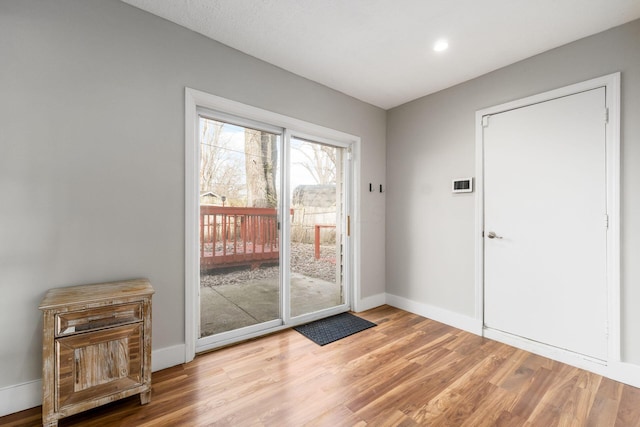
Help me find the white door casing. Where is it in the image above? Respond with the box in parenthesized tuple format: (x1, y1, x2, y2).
(185, 88, 361, 360)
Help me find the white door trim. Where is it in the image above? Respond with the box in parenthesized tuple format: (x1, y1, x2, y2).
(474, 73, 620, 371)
(184, 87, 361, 362)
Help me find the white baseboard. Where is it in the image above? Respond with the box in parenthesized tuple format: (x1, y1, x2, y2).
(607, 361, 640, 389)
(152, 344, 186, 372)
(6, 310, 639, 418)
(386, 295, 640, 387)
(385, 293, 482, 335)
(484, 327, 609, 373)
(353, 292, 386, 312)
(0, 345, 187, 417)
(0, 379, 42, 417)
(484, 328, 640, 389)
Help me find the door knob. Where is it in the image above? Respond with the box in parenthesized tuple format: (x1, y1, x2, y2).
(487, 231, 503, 239)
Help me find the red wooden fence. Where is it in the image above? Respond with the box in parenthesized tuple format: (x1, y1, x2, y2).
(200, 206, 280, 271)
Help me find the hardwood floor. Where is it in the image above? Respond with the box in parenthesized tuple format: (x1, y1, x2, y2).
(3, 305, 640, 426)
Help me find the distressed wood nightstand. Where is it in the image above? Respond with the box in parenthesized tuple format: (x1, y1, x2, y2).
(38, 279, 154, 427)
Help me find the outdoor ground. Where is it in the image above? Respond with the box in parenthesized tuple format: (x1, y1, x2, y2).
(200, 243, 340, 337)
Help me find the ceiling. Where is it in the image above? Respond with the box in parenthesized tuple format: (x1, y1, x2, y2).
(122, 0, 640, 110)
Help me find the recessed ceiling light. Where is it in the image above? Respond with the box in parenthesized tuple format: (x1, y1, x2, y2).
(433, 39, 449, 52)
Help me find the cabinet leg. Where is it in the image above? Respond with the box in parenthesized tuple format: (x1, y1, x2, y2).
(140, 389, 152, 405)
(43, 419, 58, 427)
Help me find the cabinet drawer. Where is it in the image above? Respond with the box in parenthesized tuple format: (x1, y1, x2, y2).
(56, 303, 142, 336)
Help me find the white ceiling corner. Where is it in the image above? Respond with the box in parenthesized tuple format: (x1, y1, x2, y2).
(121, 0, 640, 110)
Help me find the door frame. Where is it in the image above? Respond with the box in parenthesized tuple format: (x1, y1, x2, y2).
(474, 73, 620, 372)
(184, 87, 361, 361)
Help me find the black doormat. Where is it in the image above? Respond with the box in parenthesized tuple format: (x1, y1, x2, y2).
(294, 312, 376, 346)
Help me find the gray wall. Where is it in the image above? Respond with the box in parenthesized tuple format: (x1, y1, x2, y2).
(0, 0, 386, 389)
(386, 19, 640, 363)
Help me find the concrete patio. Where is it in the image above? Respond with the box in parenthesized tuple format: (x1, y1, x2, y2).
(200, 272, 341, 337)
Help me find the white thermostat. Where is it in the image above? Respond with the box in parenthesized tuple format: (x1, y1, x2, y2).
(452, 177, 473, 193)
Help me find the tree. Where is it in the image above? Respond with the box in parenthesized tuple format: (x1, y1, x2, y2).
(199, 118, 244, 203)
(244, 129, 278, 208)
(294, 141, 336, 185)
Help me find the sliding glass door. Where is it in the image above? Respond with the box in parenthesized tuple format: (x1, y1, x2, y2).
(195, 109, 351, 351)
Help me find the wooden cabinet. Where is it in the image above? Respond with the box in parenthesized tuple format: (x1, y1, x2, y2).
(38, 279, 154, 427)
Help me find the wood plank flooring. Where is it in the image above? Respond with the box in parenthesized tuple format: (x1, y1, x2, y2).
(3, 305, 640, 426)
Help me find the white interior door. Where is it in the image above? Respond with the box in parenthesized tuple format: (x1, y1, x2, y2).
(483, 87, 608, 360)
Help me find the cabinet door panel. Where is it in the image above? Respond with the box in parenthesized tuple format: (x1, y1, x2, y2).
(56, 323, 143, 409)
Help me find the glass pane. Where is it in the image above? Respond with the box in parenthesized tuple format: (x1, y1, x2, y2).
(289, 137, 344, 317)
(199, 117, 281, 338)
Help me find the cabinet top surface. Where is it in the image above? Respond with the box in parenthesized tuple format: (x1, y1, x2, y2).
(39, 278, 154, 310)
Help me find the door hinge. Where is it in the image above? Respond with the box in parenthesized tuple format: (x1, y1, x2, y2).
(605, 108, 609, 124)
(604, 214, 609, 229)
(347, 147, 353, 161)
(482, 115, 490, 128)
(347, 215, 351, 237)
